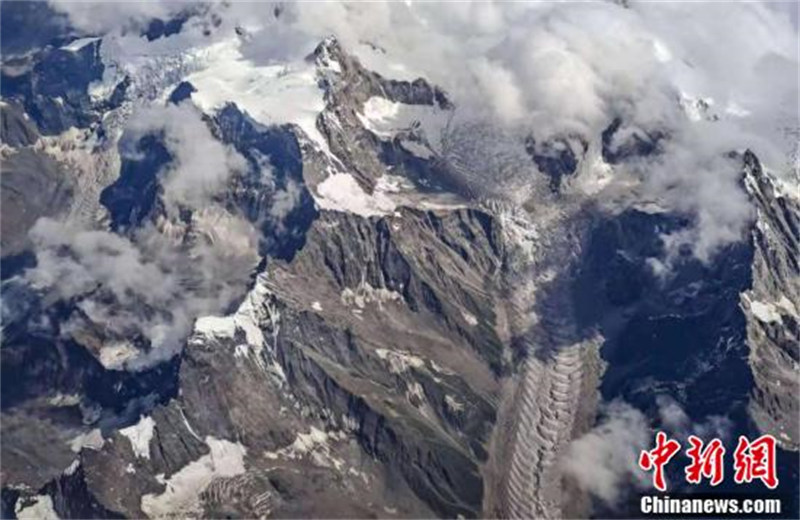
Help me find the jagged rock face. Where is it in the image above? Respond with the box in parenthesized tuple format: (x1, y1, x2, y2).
(0, 103, 74, 273)
(311, 39, 455, 194)
(212, 104, 318, 260)
(740, 151, 800, 451)
(0, 28, 509, 518)
(1, 13, 798, 520)
(99, 134, 171, 232)
(1, 102, 40, 147)
(525, 136, 588, 194)
(56, 205, 507, 518)
(193, 206, 504, 517)
(578, 207, 755, 418)
(1, 38, 104, 135)
(1, 301, 181, 496)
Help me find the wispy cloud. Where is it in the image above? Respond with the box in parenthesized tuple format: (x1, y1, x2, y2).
(560, 400, 652, 507)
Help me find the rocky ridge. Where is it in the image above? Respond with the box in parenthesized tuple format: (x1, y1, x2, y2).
(1, 22, 798, 520)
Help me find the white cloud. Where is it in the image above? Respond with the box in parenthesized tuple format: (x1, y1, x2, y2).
(26, 208, 260, 369)
(37, 0, 798, 359)
(656, 395, 734, 442)
(560, 400, 652, 507)
(48, 0, 192, 35)
(559, 397, 734, 510)
(268, 0, 793, 259)
(124, 104, 247, 214)
(641, 127, 756, 262)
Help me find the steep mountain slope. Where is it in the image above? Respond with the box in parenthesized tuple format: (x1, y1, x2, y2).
(1, 9, 798, 519)
(741, 151, 799, 451)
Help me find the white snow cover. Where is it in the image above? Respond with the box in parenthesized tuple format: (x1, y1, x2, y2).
(140, 437, 246, 518)
(15, 495, 59, 520)
(186, 38, 328, 152)
(445, 395, 465, 413)
(190, 275, 287, 383)
(749, 300, 782, 323)
(315, 173, 396, 217)
(263, 427, 347, 470)
(61, 36, 100, 52)
(192, 280, 268, 349)
(340, 277, 403, 309)
(375, 349, 425, 374)
(193, 315, 237, 340)
(49, 393, 81, 407)
(64, 459, 80, 475)
(462, 311, 478, 326)
(70, 428, 104, 453)
(357, 96, 450, 152)
(745, 294, 797, 324)
(119, 415, 155, 460)
(49, 0, 800, 264)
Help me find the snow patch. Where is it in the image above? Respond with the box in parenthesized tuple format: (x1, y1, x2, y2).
(398, 138, 435, 159)
(341, 278, 403, 309)
(445, 395, 465, 413)
(357, 96, 450, 152)
(141, 437, 246, 518)
(61, 37, 100, 53)
(15, 495, 58, 520)
(776, 295, 799, 317)
(190, 276, 286, 384)
(263, 427, 347, 470)
(64, 460, 80, 476)
(747, 298, 782, 324)
(497, 206, 540, 261)
(744, 294, 798, 324)
(119, 415, 155, 460)
(429, 359, 455, 376)
(315, 173, 396, 217)
(406, 381, 425, 403)
(49, 393, 81, 407)
(192, 284, 267, 350)
(70, 428, 104, 453)
(462, 311, 478, 326)
(186, 38, 327, 153)
(376, 349, 425, 374)
(193, 316, 237, 340)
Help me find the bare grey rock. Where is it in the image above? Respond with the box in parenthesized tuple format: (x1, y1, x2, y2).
(741, 151, 799, 450)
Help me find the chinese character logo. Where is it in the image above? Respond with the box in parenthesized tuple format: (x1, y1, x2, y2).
(685, 435, 725, 486)
(638, 432, 779, 491)
(733, 435, 779, 489)
(639, 431, 682, 491)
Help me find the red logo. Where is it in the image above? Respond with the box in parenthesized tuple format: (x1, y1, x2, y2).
(639, 431, 682, 491)
(733, 435, 779, 489)
(638, 432, 779, 491)
(685, 435, 725, 486)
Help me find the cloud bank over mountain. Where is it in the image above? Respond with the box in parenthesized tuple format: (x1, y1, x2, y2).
(29, 0, 797, 369)
(49, 0, 798, 261)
